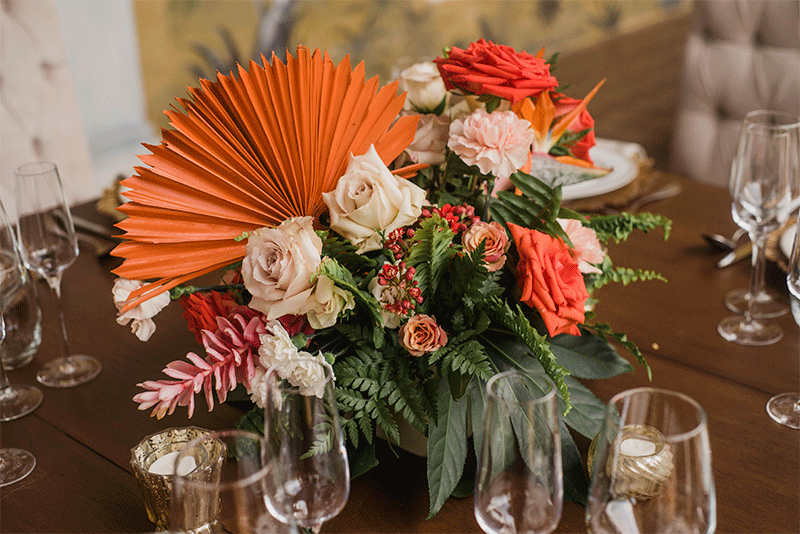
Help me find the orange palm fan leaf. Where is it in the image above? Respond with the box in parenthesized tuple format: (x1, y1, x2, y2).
(112, 46, 419, 310)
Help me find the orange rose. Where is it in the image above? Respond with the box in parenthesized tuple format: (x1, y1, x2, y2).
(434, 39, 559, 104)
(508, 223, 589, 337)
(399, 314, 448, 356)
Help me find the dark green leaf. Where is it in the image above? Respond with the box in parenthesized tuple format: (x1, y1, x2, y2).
(550, 327, 634, 379)
(427, 377, 470, 518)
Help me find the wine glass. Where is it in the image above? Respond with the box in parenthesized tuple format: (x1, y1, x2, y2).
(0, 199, 42, 486)
(766, 214, 800, 429)
(475, 371, 563, 534)
(724, 111, 800, 319)
(262, 357, 349, 533)
(717, 111, 798, 345)
(171, 429, 297, 533)
(586, 388, 716, 534)
(15, 162, 102, 387)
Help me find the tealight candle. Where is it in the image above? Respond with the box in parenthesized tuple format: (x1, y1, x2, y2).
(148, 450, 197, 476)
(606, 424, 674, 500)
(618, 437, 656, 457)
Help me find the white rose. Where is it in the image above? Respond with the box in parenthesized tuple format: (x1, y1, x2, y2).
(323, 145, 427, 252)
(405, 113, 450, 165)
(112, 278, 170, 342)
(306, 275, 355, 329)
(242, 217, 322, 319)
(398, 61, 447, 112)
(368, 275, 405, 329)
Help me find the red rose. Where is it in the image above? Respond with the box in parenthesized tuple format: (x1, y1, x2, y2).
(399, 314, 448, 356)
(179, 291, 237, 343)
(553, 94, 597, 164)
(434, 39, 559, 104)
(508, 223, 589, 337)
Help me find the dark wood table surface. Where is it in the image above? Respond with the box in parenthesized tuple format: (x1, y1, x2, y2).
(1, 174, 798, 533)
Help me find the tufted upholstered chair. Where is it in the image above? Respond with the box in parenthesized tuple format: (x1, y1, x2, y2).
(0, 0, 94, 212)
(669, 0, 800, 187)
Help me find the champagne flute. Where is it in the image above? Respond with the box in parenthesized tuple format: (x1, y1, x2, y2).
(586, 388, 716, 534)
(717, 111, 798, 345)
(724, 110, 800, 319)
(15, 162, 102, 387)
(171, 429, 296, 533)
(474, 371, 563, 534)
(766, 214, 800, 429)
(0, 200, 42, 486)
(262, 357, 349, 533)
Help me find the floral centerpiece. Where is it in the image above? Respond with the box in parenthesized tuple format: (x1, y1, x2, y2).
(112, 41, 669, 515)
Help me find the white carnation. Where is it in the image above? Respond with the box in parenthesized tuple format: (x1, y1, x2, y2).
(112, 278, 170, 342)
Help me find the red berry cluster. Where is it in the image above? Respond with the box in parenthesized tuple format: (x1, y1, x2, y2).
(420, 204, 480, 233)
(377, 261, 423, 315)
(384, 227, 416, 260)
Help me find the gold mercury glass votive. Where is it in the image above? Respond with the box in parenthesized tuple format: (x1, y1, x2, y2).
(604, 424, 675, 500)
(130, 426, 223, 530)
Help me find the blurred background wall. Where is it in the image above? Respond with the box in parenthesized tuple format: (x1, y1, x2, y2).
(2, 0, 692, 205)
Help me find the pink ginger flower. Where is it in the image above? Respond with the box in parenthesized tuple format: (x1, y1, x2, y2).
(133, 306, 266, 419)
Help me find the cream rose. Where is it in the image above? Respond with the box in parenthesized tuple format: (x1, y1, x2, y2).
(462, 221, 510, 272)
(323, 145, 427, 252)
(242, 217, 322, 319)
(399, 314, 448, 357)
(112, 278, 170, 342)
(398, 61, 447, 112)
(405, 113, 450, 165)
(306, 275, 356, 329)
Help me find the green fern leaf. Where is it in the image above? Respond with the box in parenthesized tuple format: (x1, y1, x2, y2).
(483, 296, 572, 414)
(586, 213, 671, 243)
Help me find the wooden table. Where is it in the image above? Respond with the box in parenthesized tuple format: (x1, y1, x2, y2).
(2, 175, 798, 533)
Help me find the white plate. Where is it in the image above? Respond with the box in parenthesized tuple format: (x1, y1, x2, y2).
(561, 145, 639, 200)
(780, 224, 796, 260)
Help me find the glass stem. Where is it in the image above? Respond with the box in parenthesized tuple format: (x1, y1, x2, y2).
(0, 313, 13, 399)
(45, 274, 72, 366)
(746, 230, 769, 323)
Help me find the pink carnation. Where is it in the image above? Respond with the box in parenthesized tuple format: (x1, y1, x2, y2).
(558, 218, 605, 274)
(448, 109, 534, 179)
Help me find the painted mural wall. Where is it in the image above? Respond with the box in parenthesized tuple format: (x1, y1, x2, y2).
(134, 0, 691, 130)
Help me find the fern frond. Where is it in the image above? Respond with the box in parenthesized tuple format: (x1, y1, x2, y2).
(586, 213, 671, 243)
(483, 296, 572, 413)
(407, 215, 459, 313)
(584, 322, 652, 380)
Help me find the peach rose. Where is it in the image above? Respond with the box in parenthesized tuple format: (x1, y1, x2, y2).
(508, 223, 589, 337)
(399, 314, 448, 356)
(462, 221, 510, 272)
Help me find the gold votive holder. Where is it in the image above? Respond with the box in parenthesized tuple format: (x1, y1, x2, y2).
(130, 426, 222, 530)
(605, 424, 674, 500)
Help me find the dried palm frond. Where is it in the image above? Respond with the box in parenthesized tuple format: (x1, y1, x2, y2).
(112, 45, 419, 310)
